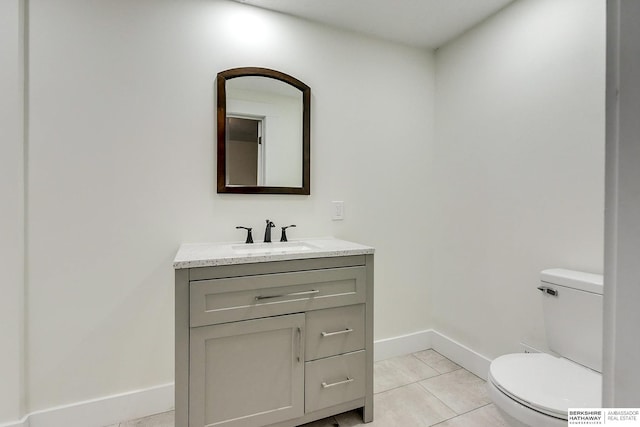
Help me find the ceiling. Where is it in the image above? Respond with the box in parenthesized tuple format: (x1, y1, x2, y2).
(233, 0, 515, 49)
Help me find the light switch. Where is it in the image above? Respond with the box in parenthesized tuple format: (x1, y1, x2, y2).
(332, 201, 344, 220)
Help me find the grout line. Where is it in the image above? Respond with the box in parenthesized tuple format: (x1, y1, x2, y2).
(414, 381, 460, 423)
(373, 352, 468, 395)
(406, 354, 491, 426)
(373, 371, 443, 395)
(430, 402, 494, 426)
(410, 351, 463, 375)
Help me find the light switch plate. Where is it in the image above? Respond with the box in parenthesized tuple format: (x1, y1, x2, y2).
(332, 201, 344, 220)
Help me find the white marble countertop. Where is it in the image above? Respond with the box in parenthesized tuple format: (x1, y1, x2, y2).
(173, 237, 374, 269)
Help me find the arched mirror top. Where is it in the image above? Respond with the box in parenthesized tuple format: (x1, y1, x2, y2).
(217, 67, 310, 195)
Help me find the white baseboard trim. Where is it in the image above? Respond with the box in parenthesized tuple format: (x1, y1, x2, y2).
(0, 417, 25, 427)
(0, 383, 174, 427)
(0, 329, 491, 427)
(374, 329, 492, 380)
(429, 330, 492, 380)
(373, 330, 432, 361)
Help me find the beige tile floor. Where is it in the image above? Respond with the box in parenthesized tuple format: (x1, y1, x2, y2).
(107, 350, 508, 427)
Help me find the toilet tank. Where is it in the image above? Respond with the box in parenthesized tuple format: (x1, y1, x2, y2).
(540, 268, 603, 372)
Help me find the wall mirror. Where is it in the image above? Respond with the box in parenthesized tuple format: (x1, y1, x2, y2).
(217, 67, 310, 194)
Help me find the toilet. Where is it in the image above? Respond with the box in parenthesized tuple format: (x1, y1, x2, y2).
(487, 269, 603, 426)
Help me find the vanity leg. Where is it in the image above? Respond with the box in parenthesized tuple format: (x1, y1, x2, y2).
(363, 404, 373, 423)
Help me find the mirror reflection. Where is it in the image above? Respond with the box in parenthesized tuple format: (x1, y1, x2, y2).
(217, 68, 310, 195)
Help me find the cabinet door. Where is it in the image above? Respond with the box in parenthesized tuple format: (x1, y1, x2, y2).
(189, 314, 305, 427)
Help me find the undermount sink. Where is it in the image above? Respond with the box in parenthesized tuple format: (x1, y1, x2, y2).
(231, 241, 318, 255)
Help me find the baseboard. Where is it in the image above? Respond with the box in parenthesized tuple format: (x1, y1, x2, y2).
(373, 330, 433, 361)
(0, 417, 25, 427)
(429, 330, 492, 380)
(0, 383, 174, 427)
(374, 329, 492, 380)
(0, 329, 491, 427)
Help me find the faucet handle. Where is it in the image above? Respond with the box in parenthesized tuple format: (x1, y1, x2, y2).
(280, 225, 296, 242)
(264, 219, 276, 243)
(235, 226, 254, 244)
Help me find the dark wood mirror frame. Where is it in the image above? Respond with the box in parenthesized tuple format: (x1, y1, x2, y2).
(217, 67, 311, 195)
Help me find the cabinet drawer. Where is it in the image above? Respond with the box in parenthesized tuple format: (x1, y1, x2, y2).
(305, 305, 365, 361)
(305, 350, 366, 413)
(190, 267, 366, 327)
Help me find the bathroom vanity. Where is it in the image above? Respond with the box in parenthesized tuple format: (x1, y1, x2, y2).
(174, 238, 374, 427)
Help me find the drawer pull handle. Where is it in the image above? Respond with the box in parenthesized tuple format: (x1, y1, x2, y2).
(321, 328, 354, 337)
(321, 377, 354, 389)
(255, 289, 319, 301)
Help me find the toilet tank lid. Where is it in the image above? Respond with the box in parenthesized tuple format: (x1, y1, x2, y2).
(540, 268, 603, 294)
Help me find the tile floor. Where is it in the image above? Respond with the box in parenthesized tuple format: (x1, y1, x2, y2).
(107, 350, 509, 427)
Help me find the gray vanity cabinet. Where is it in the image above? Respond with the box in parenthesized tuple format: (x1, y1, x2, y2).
(175, 254, 374, 427)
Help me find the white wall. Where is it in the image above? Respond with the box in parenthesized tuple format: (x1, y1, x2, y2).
(604, 0, 640, 407)
(0, 0, 25, 422)
(22, 0, 435, 415)
(2, 0, 611, 421)
(431, 0, 606, 359)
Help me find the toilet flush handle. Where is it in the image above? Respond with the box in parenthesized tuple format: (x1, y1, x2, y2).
(537, 286, 558, 297)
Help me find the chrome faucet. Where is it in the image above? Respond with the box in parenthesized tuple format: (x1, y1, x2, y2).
(264, 219, 275, 243)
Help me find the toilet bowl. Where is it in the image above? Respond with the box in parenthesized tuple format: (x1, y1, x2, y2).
(488, 353, 601, 426)
(488, 269, 603, 427)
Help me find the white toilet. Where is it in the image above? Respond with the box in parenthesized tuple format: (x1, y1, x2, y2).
(487, 268, 603, 426)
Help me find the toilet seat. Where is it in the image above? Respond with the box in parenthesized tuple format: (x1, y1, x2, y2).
(489, 353, 601, 420)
